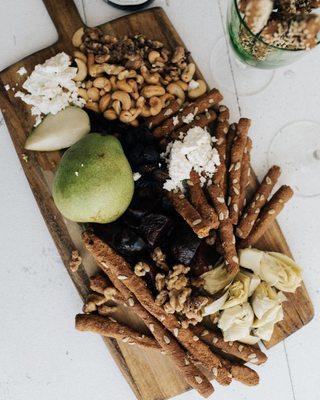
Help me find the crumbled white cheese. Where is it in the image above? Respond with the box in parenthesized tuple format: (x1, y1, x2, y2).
(4, 84, 10, 91)
(17, 66, 27, 76)
(172, 116, 179, 126)
(133, 172, 141, 181)
(162, 126, 220, 192)
(75, 171, 79, 177)
(15, 52, 85, 126)
(182, 113, 194, 124)
(188, 80, 199, 90)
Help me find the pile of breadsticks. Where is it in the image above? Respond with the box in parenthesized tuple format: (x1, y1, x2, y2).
(150, 88, 293, 278)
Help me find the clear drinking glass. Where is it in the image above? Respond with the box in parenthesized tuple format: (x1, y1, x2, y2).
(211, 0, 320, 197)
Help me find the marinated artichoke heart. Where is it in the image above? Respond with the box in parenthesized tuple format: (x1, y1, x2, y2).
(221, 272, 250, 310)
(239, 248, 302, 293)
(200, 261, 233, 295)
(251, 282, 286, 341)
(218, 302, 256, 343)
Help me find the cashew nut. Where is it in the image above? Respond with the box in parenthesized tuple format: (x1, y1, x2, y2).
(188, 79, 207, 99)
(172, 46, 185, 64)
(128, 79, 139, 100)
(118, 69, 137, 80)
(99, 94, 111, 113)
(74, 51, 87, 63)
(136, 96, 146, 109)
(141, 107, 151, 117)
(89, 64, 105, 77)
(87, 87, 100, 102)
(78, 88, 89, 101)
(93, 77, 109, 89)
(176, 80, 188, 91)
(140, 66, 160, 85)
(119, 108, 142, 123)
(104, 64, 125, 75)
(110, 76, 118, 90)
(86, 100, 99, 113)
(136, 74, 144, 86)
(148, 50, 161, 64)
(103, 109, 117, 120)
(72, 27, 84, 48)
(100, 89, 106, 96)
(181, 63, 196, 83)
(73, 58, 88, 82)
(141, 85, 165, 98)
(167, 83, 186, 105)
(149, 96, 163, 116)
(112, 100, 122, 115)
(160, 93, 175, 107)
(95, 54, 110, 64)
(111, 91, 132, 111)
(117, 79, 133, 93)
(85, 80, 93, 89)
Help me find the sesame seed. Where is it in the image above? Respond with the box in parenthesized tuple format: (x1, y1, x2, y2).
(164, 335, 171, 344)
(217, 197, 225, 203)
(235, 162, 241, 171)
(192, 218, 202, 226)
(233, 204, 239, 212)
(149, 324, 154, 332)
(193, 335, 199, 341)
(122, 337, 130, 343)
(228, 341, 233, 346)
(75, 171, 79, 176)
(194, 376, 203, 384)
(238, 345, 244, 352)
(128, 298, 134, 307)
(212, 367, 218, 377)
(266, 177, 272, 185)
(118, 275, 127, 281)
(200, 330, 209, 336)
(268, 209, 276, 215)
(232, 256, 239, 263)
(184, 357, 190, 365)
(219, 212, 224, 221)
(173, 328, 179, 337)
(248, 353, 256, 359)
(229, 164, 234, 172)
(212, 337, 219, 344)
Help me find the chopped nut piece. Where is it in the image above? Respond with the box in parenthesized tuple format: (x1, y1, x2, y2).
(69, 250, 82, 272)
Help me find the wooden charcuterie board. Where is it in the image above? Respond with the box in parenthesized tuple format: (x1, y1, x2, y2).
(0, 1, 314, 399)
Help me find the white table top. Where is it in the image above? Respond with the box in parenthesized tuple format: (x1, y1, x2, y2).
(0, 1, 319, 399)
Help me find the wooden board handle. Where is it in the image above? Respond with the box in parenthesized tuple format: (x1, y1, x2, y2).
(42, 0, 84, 41)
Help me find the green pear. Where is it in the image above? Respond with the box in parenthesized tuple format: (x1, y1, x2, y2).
(53, 133, 134, 223)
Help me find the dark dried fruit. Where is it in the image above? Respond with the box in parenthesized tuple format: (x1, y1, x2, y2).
(114, 228, 147, 256)
(170, 224, 201, 265)
(140, 214, 174, 247)
(190, 242, 221, 277)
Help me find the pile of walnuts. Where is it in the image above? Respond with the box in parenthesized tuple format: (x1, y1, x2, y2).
(72, 27, 207, 125)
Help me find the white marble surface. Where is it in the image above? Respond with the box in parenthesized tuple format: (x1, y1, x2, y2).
(0, 1, 319, 399)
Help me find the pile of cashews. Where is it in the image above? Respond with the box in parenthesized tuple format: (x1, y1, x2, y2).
(72, 28, 207, 126)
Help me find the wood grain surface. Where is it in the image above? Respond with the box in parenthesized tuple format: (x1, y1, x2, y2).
(0, 1, 314, 399)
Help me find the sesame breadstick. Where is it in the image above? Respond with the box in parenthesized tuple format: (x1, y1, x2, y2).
(76, 314, 160, 349)
(168, 190, 213, 238)
(220, 357, 260, 386)
(146, 100, 181, 130)
(239, 185, 294, 248)
(193, 325, 267, 365)
(238, 137, 253, 215)
(153, 89, 223, 138)
(82, 232, 230, 386)
(225, 123, 237, 195)
(188, 171, 219, 230)
(170, 110, 217, 141)
(213, 105, 230, 191)
(207, 184, 239, 275)
(228, 118, 251, 225)
(236, 165, 281, 239)
(82, 231, 214, 398)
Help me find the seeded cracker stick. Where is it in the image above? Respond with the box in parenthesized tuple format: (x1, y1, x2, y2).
(170, 110, 217, 141)
(193, 325, 267, 365)
(153, 89, 223, 138)
(238, 137, 253, 215)
(146, 100, 181, 129)
(207, 185, 239, 275)
(219, 357, 260, 386)
(82, 232, 214, 397)
(228, 118, 251, 225)
(168, 190, 213, 238)
(76, 314, 160, 349)
(83, 232, 231, 386)
(225, 123, 237, 195)
(188, 171, 219, 230)
(236, 165, 281, 239)
(239, 185, 294, 248)
(213, 105, 230, 190)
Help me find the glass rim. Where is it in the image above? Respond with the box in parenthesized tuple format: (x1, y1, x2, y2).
(233, 0, 320, 52)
